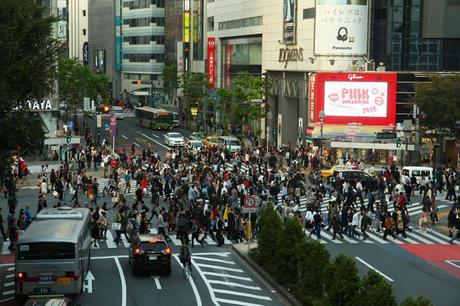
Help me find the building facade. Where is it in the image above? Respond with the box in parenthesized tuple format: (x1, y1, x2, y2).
(121, 0, 166, 105)
(68, 0, 89, 63)
(88, 0, 122, 99)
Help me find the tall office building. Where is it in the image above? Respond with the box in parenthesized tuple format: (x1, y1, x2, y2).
(68, 0, 89, 63)
(121, 0, 166, 105)
(371, 0, 460, 71)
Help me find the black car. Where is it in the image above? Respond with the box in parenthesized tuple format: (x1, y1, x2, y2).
(128, 234, 172, 275)
(333, 169, 379, 192)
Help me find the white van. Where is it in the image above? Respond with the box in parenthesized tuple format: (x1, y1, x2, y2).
(112, 106, 124, 119)
(402, 166, 433, 185)
(218, 136, 241, 153)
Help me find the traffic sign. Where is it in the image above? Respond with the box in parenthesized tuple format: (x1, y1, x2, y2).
(376, 132, 397, 140)
(104, 123, 110, 131)
(67, 120, 73, 129)
(83, 97, 91, 112)
(96, 114, 102, 128)
(243, 195, 256, 208)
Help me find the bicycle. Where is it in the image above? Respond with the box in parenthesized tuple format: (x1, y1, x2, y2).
(182, 258, 192, 280)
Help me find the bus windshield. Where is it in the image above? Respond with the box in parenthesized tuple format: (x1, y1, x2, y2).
(18, 242, 75, 260)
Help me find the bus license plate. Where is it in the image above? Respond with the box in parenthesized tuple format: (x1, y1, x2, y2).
(34, 287, 50, 294)
(38, 274, 54, 282)
(148, 255, 157, 261)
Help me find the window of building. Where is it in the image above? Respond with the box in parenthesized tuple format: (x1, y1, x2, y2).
(207, 17, 214, 31)
(303, 8, 315, 19)
(218, 16, 262, 31)
(123, 17, 165, 27)
(82, 29, 86, 36)
(123, 0, 164, 9)
(123, 35, 165, 45)
(123, 53, 165, 63)
(82, 10, 86, 16)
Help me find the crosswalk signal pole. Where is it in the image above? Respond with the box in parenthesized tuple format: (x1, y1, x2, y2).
(247, 212, 252, 253)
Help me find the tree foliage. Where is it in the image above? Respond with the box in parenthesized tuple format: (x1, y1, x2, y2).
(251, 204, 282, 274)
(216, 72, 267, 131)
(0, 0, 59, 179)
(324, 254, 361, 306)
(412, 75, 460, 136)
(355, 270, 397, 306)
(58, 57, 109, 112)
(181, 72, 207, 111)
(399, 296, 434, 306)
(297, 240, 330, 305)
(273, 217, 305, 288)
(163, 62, 178, 98)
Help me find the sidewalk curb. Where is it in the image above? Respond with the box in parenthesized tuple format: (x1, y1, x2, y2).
(232, 244, 302, 306)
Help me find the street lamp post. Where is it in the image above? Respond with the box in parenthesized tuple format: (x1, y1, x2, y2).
(319, 110, 325, 169)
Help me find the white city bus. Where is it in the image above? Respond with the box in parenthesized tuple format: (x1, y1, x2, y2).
(15, 207, 92, 299)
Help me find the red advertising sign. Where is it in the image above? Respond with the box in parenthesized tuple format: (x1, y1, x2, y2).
(309, 73, 316, 124)
(314, 72, 397, 126)
(224, 44, 232, 89)
(207, 37, 216, 90)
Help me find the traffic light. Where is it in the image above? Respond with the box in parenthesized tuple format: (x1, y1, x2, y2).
(135, 80, 142, 85)
(103, 105, 110, 113)
(396, 138, 401, 148)
(66, 128, 72, 144)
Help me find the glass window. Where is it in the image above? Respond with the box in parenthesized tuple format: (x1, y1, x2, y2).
(392, 7, 403, 22)
(18, 243, 75, 260)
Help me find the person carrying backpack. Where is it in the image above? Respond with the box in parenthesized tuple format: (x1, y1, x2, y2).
(309, 209, 323, 240)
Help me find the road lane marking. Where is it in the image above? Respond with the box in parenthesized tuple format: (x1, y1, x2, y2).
(0, 297, 14, 303)
(190, 257, 219, 305)
(0, 264, 14, 268)
(4, 282, 14, 287)
(1, 242, 11, 255)
(114, 257, 127, 306)
(105, 231, 117, 248)
(212, 289, 272, 301)
(121, 234, 130, 248)
(194, 263, 244, 273)
(215, 299, 264, 306)
(91, 255, 129, 260)
(445, 260, 460, 269)
(191, 252, 230, 256)
(5, 274, 14, 279)
(153, 276, 162, 290)
(355, 257, 394, 282)
(173, 255, 202, 306)
(208, 280, 261, 290)
(192, 257, 235, 264)
(407, 231, 434, 244)
(151, 134, 159, 138)
(413, 229, 449, 244)
(121, 135, 128, 140)
(365, 231, 389, 244)
(133, 142, 140, 147)
(202, 272, 252, 281)
(138, 132, 169, 149)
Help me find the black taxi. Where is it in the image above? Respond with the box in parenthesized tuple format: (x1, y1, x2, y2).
(128, 233, 172, 275)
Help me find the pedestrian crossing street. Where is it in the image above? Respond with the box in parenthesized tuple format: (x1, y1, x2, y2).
(306, 226, 457, 245)
(277, 193, 452, 216)
(183, 251, 275, 306)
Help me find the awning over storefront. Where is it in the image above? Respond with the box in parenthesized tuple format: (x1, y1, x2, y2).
(331, 141, 415, 151)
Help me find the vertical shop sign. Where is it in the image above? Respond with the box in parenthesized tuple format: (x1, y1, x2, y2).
(309, 73, 316, 124)
(224, 44, 232, 89)
(207, 37, 216, 89)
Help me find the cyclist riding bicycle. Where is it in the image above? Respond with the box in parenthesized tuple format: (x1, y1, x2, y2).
(179, 239, 192, 273)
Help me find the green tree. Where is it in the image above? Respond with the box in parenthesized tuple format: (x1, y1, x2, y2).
(162, 62, 178, 99)
(273, 217, 306, 289)
(296, 240, 330, 305)
(250, 204, 282, 274)
(58, 57, 109, 117)
(324, 254, 361, 306)
(412, 75, 460, 137)
(354, 270, 397, 306)
(399, 296, 433, 306)
(181, 72, 207, 108)
(216, 72, 268, 134)
(0, 0, 59, 180)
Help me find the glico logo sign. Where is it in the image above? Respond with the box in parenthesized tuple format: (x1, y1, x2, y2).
(347, 73, 364, 81)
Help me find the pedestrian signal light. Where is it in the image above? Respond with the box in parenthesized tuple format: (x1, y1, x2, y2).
(66, 135, 72, 144)
(136, 80, 142, 85)
(396, 138, 401, 148)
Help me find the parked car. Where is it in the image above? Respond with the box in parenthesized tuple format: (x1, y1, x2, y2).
(24, 297, 75, 306)
(128, 233, 172, 275)
(164, 132, 185, 146)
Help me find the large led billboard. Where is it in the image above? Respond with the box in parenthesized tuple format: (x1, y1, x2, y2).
(311, 72, 397, 126)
